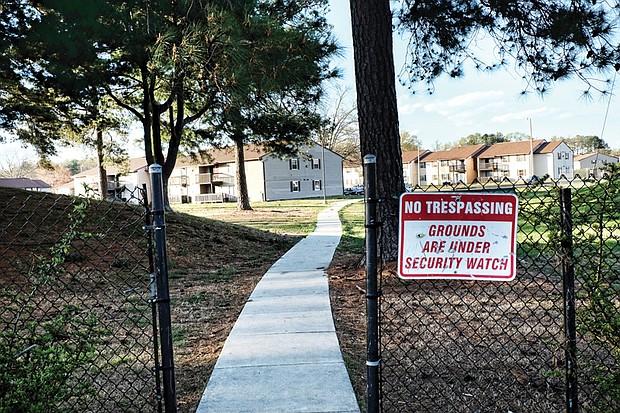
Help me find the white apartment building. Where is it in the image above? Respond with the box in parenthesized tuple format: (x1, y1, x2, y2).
(533, 140, 574, 179)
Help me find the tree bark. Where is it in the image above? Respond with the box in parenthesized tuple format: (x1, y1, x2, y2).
(234, 133, 253, 211)
(350, 0, 404, 261)
(95, 127, 108, 201)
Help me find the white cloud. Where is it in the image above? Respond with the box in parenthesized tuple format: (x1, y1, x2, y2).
(490, 107, 552, 123)
(397, 101, 424, 115)
(420, 90, 505, 114)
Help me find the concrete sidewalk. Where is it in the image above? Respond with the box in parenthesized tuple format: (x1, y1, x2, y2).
(196, 200, 361, 413)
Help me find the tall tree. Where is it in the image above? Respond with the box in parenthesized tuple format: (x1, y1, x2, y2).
(350, 0, 404, 260)
(456, 132, 511, 147)
(200, 0, 338, 210)
(400, 131, 420, 151)
(318, 84, 359, 161)
(349, 0, 620, 260)
(560, 135, 610, 155)
(1, 1, 132, 198)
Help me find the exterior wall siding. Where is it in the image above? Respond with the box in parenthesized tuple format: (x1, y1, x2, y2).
(262, 146, 343, 201)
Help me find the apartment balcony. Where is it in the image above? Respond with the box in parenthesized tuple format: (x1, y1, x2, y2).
(212, 173, 235, 185)
(196, 173, 213, 184)
(478, 162, 493, 171)
(169, 176, 188, 186)
(449, 165, 466, 173)
(194, 193, 236, 203)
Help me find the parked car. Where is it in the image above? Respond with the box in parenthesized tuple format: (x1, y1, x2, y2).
(344, 185, 364, 195)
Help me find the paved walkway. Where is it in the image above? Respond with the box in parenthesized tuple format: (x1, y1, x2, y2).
(196, 200, 361, 413)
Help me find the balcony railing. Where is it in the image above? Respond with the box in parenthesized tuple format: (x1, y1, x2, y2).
(449, 165, 465, 173)
(194, 193, 236, 203)
(168, 176, 188, 186)
(196, 173, 213, 184)
(212, 173, 235, 185)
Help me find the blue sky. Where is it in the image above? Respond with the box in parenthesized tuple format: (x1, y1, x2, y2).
(326, 1, 619, 150)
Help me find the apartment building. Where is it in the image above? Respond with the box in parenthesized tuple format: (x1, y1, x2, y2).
(476, 140, 546, 182)
(167, 143, 344, 203)
(421, 144, 487, 185)
(402, 149, 431, 186)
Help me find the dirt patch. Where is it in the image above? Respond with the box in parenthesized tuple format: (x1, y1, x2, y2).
(328, 253, 569, 413)
(328, 251, 368, 411)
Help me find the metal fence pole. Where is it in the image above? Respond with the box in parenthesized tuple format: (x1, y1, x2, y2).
(149, 164, 178, 413)
(142, 184, 163, 413)
(560, 187, 579, 413)
(364, 154, 380, 413)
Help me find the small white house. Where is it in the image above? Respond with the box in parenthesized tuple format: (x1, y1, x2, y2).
(574, 152, 619, 178)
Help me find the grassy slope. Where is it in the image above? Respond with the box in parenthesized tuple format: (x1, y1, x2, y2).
(0, 188, 301, 412)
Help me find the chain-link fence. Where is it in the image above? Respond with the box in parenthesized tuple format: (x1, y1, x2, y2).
(0, 186, 160, 412)
(371, 171, 620, 413)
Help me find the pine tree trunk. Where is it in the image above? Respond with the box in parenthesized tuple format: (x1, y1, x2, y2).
(234, 134, 253, 211)
(350, 0, 404, 261)
(95, 127, 108, 201)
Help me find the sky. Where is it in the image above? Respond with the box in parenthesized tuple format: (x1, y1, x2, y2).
(326, 1, 619, 151)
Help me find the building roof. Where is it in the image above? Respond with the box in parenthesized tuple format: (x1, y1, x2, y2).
(535, 140, 564, 154)
(478, 139, 546, 158)
(0, 177, 51, 189)
(188, 143, 340, 166)
(75, 157, 148, 177)
(422, 144, 487, 162)
(402, 149, 430, 164)
(343, 159, 362, 169)
(574, 152, 619, 162)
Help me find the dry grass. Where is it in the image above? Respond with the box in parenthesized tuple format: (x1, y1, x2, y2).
(0, 188, 299, 412)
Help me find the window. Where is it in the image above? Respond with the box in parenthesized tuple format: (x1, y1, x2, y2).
(419, 162, 426, 168)
(517, 169, 526, 177)
(557, 152, 562, 160)
(312, 158, 321, 169)
(441, 174, 450, 181)
(290, 180, 300, 192)
(313, 180, 322, 191)
(440, 160, 449, 167)
(517, 155, 525, 162)
(564, 152, 570, 160)
(432, 174, 438, 180)
(289, 158, 299, 170)
(420, 175, 426, 182)
(501, 156, 510, 162)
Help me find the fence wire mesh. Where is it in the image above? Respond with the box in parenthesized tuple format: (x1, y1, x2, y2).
(377, 172, 620, 413)
(0, 188, 157, 412)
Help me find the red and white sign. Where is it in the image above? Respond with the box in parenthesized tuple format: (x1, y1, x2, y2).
(398, 192, 519, 281)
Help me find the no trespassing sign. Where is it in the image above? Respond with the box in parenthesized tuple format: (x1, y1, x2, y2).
(398, 192, 519, 281)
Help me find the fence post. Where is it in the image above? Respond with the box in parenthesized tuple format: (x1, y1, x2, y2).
(364, 154, 380, 413)
(149, 164, 178, 413)
(142, 184, 163, 413)
(560, 187, 579, 413)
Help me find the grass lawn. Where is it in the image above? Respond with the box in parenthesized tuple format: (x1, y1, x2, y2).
(173, 196, 360, 236)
